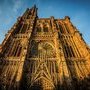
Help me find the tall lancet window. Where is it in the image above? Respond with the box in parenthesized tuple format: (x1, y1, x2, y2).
(8, 40, 22, 57)
(44, 27, 48, 32)
(15, 23, 23, 34)
(20, 24, 28, 33)
(64, 23, 70, 33)
(59, 24, 65, 33)
(64, 43, 75, 57)
(43, 25, 48, 32)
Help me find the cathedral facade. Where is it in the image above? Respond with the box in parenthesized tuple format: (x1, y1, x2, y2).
(0, 5, 90, 90)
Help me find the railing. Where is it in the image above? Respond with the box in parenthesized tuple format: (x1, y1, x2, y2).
(14, 33, 28, 38)
(27, 57, 57, 61)
(33, 32, 53, 36)
(0, 57, 23, 66)
(65, 57, 86, 62)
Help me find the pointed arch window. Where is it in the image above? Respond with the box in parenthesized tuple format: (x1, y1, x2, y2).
(64, 45, 69, 57)
(20, 24, 28, 33)
(64, 23, 70, 33)
(15, 23, 23, 34)
(36, 26, 42, 32)
(64, 43, 75, 57)
(59, 24, 65, 33)
(8, 40, 22, 57)
(43, 26, 48, 32)
(69, 46, 75, 57)
(16, 46, 22, 57)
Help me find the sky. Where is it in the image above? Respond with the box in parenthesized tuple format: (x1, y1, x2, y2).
(0, 0, 90, 45)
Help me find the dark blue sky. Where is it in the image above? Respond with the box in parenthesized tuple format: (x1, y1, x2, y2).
(0, 0, 90, 45)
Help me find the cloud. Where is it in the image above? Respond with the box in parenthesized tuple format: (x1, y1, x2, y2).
(0, 0, 22, 15)
(12, 0, 23, 13)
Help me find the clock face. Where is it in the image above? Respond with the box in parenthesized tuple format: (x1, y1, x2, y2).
(30, 41, 56, 58)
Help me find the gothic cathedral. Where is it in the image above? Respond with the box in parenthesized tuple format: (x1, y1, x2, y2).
(0, 5, 90, 90)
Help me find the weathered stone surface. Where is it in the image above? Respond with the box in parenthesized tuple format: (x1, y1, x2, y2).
(0, 5, 90, 90)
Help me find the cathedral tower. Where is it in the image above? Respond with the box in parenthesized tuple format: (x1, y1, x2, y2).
(0, 5, 90, 90)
